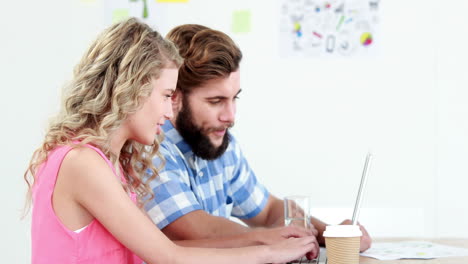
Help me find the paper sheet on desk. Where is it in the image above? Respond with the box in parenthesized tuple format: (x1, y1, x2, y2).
(360, 241, 468, 260)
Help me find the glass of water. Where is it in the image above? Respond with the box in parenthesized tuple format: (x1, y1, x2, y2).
(284, 195, 310, 229)
(284, 195, 320, 263)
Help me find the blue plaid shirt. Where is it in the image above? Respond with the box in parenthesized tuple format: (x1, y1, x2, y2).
(146, 120, 269, 229)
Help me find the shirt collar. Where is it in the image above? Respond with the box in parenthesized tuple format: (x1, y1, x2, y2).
(162, 120, 193, 156)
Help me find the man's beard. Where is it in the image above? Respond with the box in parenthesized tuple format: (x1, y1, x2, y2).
(175, 98, 232, 160)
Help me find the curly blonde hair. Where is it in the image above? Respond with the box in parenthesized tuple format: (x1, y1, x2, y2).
(24, 18, 182, 213)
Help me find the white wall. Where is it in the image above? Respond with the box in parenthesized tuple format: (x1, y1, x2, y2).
(1, 1, 107, 262)
(434, 0, 468, 237)
(1, 0, 467, 263)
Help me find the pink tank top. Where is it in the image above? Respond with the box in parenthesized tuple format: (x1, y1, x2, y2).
(31, 144, 143, 264)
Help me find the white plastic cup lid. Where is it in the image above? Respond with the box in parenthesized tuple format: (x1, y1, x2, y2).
(323, 225, 362, 237)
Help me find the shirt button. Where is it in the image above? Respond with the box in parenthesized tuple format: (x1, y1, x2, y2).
(198, 171, 204, 177)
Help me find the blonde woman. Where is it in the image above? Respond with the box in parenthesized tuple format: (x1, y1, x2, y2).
(24, 18, 316, 264)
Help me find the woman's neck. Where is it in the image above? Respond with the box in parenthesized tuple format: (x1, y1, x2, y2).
(108, 128, 129, 158)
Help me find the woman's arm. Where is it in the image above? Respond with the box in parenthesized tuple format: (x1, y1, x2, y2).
(62, 148, 316, 264)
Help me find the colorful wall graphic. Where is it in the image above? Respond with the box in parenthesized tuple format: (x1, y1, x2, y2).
(279, 0, 380, 57)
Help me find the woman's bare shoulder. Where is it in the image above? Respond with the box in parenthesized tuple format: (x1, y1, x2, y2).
(60, 146, 115, 184)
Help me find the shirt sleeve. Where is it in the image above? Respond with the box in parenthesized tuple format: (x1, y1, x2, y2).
(145, 144, 202, 229)
(227, 136, 270, 219)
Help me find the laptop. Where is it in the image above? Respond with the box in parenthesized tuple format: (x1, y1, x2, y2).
(292, 152, 373, 264)
(352, 152, 372, 225)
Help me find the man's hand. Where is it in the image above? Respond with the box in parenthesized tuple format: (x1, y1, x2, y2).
(339, 219, 372, 252)
(307, 222, 319, 237)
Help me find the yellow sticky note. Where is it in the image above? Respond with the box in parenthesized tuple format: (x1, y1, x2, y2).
(232, 10, 251, 34)
(156, 0, 189, 3)
(112, 9, 129, 24)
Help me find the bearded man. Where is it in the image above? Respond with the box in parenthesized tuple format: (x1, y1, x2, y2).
(146, 24, 371, 254)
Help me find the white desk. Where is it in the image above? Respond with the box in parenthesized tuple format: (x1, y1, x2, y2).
(292, 238, 468, 264)
(359, 238, 468, 264)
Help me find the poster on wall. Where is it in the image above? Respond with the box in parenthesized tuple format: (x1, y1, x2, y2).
(279, 0, 380, 57)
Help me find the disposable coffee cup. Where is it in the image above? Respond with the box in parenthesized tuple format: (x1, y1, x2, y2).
(323, 225, 362, 264)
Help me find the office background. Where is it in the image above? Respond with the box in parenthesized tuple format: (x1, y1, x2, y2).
(1, 0, 467, 262)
